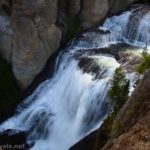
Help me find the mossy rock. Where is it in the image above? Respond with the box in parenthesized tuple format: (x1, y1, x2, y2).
(96, 115, 115, 148)
(0, 55, 21, 122)
(112, 121, 124, 136)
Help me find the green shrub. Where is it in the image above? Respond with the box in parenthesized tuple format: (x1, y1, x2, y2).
(136, 47, 150, 74)
(93, 114, 115, 150)
(112, 121, 124, 136)
(108, 68, 130, 113)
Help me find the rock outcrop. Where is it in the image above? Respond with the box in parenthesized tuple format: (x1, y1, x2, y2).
(103, 69, 150, 150)
(0, 129, 29, 150)
(0, 0, 62, 89)
(0, 0, 140, 89)
(80, 0, 109, 28)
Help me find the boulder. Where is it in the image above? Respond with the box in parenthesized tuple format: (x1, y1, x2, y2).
(79, 0, 109, 29)
(0, 0, 62, 89)
(0, 15, 13, 61)
(109, 0, 137, 14)
(0, 129, 29, 150)
(12, 17, 61, 88)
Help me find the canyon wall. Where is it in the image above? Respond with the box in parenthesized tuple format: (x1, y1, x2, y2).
(0, 0, 138, 89)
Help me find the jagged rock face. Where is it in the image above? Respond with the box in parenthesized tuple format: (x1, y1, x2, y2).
(0, 0, 139, 89)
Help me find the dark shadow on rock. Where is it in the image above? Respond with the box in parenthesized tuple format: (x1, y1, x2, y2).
(0, 129, 29, 150)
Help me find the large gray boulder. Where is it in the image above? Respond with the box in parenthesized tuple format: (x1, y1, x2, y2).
(0, 0, 62, 89)
(12, 18, 61, 88)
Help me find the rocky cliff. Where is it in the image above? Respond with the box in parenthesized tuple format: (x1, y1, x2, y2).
(70, 69, 150, 150)
(0, 0, 139, 89)
(102, 70, 150, 150)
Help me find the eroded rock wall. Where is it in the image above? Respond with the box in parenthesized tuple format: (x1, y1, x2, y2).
(0, 0, 62, 89)
(0, 0, 139, 89)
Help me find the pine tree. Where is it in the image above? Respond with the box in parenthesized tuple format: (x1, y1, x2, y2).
(136, 45, 150, 74)
(108, 68, 130, 113)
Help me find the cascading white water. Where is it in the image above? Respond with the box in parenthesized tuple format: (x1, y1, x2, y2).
(0, 52, 120, 150)
(102, 4, 150, 47)
(0, 4, 150, 150)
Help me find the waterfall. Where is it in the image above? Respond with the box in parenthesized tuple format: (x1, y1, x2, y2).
(0, 4, 150, 150)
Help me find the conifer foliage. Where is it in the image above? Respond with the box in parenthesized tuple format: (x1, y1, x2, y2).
(108, 68, 130, 113)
